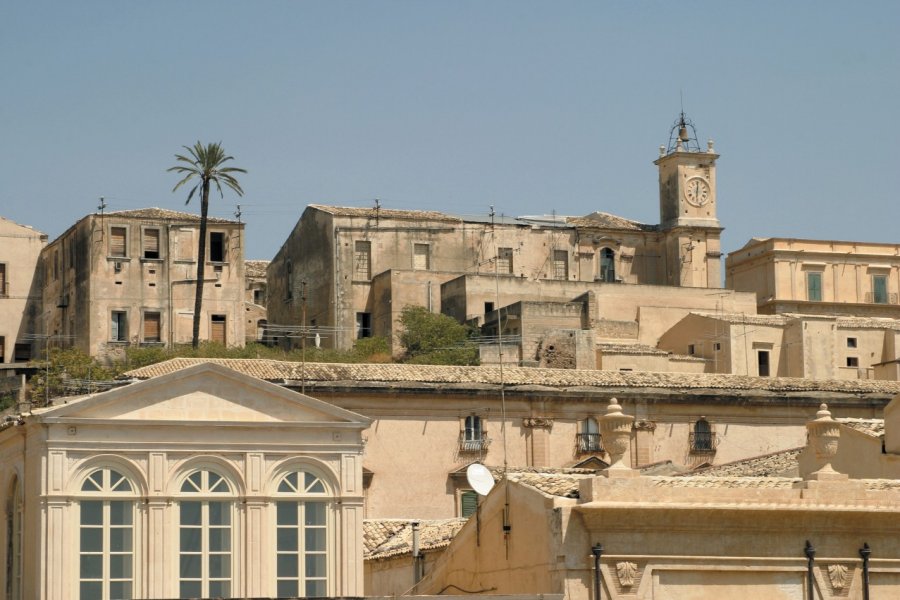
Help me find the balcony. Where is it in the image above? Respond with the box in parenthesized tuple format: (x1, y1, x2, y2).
(576, 433, 603, 454)
(864, 292, 898, 305)
(458, 431, 490, 453)
(689, 431, 718, 454)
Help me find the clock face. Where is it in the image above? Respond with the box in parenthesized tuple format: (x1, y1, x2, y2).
(684, 177, 711, 207)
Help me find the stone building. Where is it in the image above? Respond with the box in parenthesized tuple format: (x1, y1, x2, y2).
(243, 259, 269, 343)
(267, 128, 724, 353)
(726, 237, 900, 318)
(0, 362, 370, 600)
(368, 399, 900, 599)
(124, 358, 900, 521)
(39, 208, 246, 359)
(0, 216, 46, 366)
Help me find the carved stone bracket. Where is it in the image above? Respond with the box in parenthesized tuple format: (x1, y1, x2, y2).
(827, 564, 851, 592)
(616, 561, 638, 587)
(633, 419, 657, 432)
(522, 417, 554, 429)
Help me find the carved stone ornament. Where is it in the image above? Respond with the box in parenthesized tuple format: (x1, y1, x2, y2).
(522, 417, 554, 429)
(616, 561, 638, 587)
(633, 419, 657, 432)
(599, 398, 634, 471)
(806, 403, 841, 476)
(827, 564, 850, 591)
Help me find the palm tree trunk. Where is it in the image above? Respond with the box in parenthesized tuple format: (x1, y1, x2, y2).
(192, 179, 210, 348)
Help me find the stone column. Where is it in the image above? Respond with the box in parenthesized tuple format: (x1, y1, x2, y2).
(600, 398, 637, 478)
(805, 403, 847, 481)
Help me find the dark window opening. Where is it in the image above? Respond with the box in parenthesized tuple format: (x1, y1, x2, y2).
(691, 419, 715, 453)
(111, 311, 128, 342)
(600, 248, 616, 282)
(484, 302, 494, 314)
(143, 228, 160, 259)
(757, 350, 770, 377)
(356, 313, 372, 339)
(14, 343, 31, 362)
(847, 337, 857, 349)
(209, 232, 225, 262)
(847, 357, 859, 368)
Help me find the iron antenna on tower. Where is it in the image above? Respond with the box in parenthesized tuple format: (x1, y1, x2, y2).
(666, 110, 702, 154)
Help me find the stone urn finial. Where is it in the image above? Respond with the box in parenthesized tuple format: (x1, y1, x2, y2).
(600, 398, 635, 475)
(806, 403, 845, 480)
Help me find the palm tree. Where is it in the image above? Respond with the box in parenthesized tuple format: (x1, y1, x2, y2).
(168, 142, 246, 348)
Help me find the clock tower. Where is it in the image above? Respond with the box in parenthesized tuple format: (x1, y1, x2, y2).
(654, 114, 723, 288)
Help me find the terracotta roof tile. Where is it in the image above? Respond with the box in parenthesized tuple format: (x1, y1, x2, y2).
(244, 260, 269, 278)
(105, 208, 238, 224)
(309, 204, 461, 223)
(686, 448, 803, 478)
(838, 418, 885, 438)
(122, 358, 900, 395)
(364, 519, 467, 560)
(566, 211, 657, 231)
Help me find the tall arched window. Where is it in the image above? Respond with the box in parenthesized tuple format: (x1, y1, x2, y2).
(600, 248, 616, 282)
(79, 468, 135, 600)
(274, 469, 331, 598)
(6, 475, 22, 600)
(178, 469, 232, 599)
(693, 419, 713, 452)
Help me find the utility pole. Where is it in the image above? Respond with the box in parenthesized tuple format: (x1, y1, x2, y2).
(301, 280, 307, 394)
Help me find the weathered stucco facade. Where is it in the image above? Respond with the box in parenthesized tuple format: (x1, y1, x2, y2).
(0, 216, 46, 365)
(727, 237, 900, 318)
(40, 208, 246, 359)
(0, 363, 370, 600)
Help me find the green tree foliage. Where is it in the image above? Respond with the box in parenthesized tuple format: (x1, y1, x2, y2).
(399, 306, 479, 365)
(29, 348, 120, 405)
(168, 142, 246, 349)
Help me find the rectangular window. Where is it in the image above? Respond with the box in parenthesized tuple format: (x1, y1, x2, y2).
(847, 356, 859, 368)
(687, 344, 696, 355)
(53, 250, 59, 280)
(14, 343, 31, 362)
(353, 241, 371, 280)
(714, 342, 722, 351)
(873, 275, 888, 304)
(143, 228, 160, 259)
(209, 232, 226, 263)
(757, 350, 770, 377)
(0, 263, 7, 297)
(497, 248, 513, 274)
(254, 289, 265, 305)
(111, 311, 127, 342)
(179, 501, 231, 599)
(177, 228, 194, 261)
(276, 501, 328, 597)
(143, 312, 161, 343)
(806, 271, 823, 302)
(460, 491, 478, 518)
(356, 312, 372, 339)
(210, 315, 226, 345)
(553, 250, 568, 279)
(484, 302, 494, 314)
(110, 227, 127, 257)
(80, 500, 133, 600)
(413, 243, 430, 270)
(0, 336, 4, 363)
(847, 337, 858, 348)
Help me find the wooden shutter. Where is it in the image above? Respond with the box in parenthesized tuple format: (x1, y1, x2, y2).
(143, 313, 161, 342)
(460, 491, 478, 517)
(177, 229, 194, 260)
(210, 316, 226, 344)
(110, 227, 127, 257)
(413, 244, 429, 270)
(143, 229, 160, 258)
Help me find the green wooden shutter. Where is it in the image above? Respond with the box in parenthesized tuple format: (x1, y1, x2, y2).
(461, 491, 478, 517)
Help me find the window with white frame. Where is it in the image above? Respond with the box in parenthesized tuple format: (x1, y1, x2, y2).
(274, 469, 331, 598)
(178, 469, 232, 599)
(79, 468, 135, 600)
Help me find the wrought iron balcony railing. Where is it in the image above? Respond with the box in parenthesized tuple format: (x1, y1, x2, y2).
(458, 431, 490, 453)
(689, 431, 718, 453)
(576, 433, 603, 454)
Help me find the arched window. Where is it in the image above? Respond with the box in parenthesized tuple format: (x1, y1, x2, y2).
(6, 475, 22, 600)
(274, 470, 331, 598)
(600, 248, 616, 282)
(79, 468, 135, 600)
(178, 469, 232, 599)
(578, 418, 602, 453)
(692, 419, 713, 452)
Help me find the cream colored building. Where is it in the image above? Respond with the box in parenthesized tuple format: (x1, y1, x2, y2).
(243, 259, 269, 343)
(727, 237, 900, 318)
(369, 398, 900, 600)
(0, 362, 370, 600)
(267, 130, 724, 354)
(0, 216, 46, 365)
(125, 358, 900, 521)
(40, 208, 246, 359)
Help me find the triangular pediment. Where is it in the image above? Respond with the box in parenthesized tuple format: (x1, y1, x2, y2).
(39, 363, 370, 426)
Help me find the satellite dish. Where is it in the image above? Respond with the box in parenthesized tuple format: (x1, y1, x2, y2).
(466, 463, 495, 496)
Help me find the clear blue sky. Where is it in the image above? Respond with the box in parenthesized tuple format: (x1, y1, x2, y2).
(2, 1, 897, 260)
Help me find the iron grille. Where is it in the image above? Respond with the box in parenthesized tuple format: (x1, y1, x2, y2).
(576, 433, 603, 453)
(689, 431, 718, 453)
(458, 431, 490, 453)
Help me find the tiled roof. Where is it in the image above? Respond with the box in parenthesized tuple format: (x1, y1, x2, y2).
(122, 358, 900, 395)
(104, 208, 238, 224)
(686, 448, 803, 478)
(597, 343, 669, 356)
(309, 204, 461, 223)
(652, 476, 801, 489)
(691, 312, 900, 331)
(838, 418, 885, 438)
(567, 211, 657, 232)
(690, 312, 789, 326)
(364, 519, 467, 560)
(506, 472, 594, 498)
(244, 260, 269, 279)
(836, 317, 900, 331)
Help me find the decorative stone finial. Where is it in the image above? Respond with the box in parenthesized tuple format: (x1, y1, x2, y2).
(675, 138, 684, 152)
(707, 139, 715, 153)
(805, 403, 845, 480)
(659, 145, 666, 158)
(599, 398, 636, 476)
